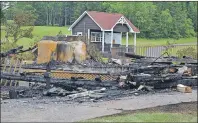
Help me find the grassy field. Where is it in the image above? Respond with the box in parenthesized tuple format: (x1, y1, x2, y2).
(1, 26, 197, 48)
(84, 112, 197, 122)
(1, 26, 71, 48)
(122, 36, 197, 46)
(83, 102, 197, 122)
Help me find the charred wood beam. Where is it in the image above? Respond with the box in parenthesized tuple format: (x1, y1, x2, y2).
(1, 45, 37, 58)
(0, 72, 118, 89)
(1, 46, 23, 57)
(135, 58, 197, 65)
(125, 72, 196, 83)
(125, 53, 146, 59)
(45, 60, 52, 89)
(130, 67, 166, 74)
(154, 79, 197, 89)
(117, 65, 170, 75)
(15, 45, 37, 54)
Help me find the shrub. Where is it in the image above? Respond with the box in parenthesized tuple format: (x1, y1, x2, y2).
(1, 41, 35, 60)
(1, 41, 18, 52)
(176, 47, 197, 59)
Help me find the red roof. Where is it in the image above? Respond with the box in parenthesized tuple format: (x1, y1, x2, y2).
(87, 11, 140, 32)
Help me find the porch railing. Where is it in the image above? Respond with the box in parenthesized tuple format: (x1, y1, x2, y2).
(111, 44, 197, 59)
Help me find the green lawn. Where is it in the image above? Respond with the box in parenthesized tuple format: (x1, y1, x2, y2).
(1, 26, 197, 49)
(122, 36, 197, 46)
(83, 112, 197, 122)
(1, 26, 71, 48)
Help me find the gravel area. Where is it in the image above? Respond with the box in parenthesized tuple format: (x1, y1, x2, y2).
(1, 87, 197, 122)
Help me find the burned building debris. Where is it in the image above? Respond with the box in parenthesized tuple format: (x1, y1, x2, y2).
(0, 37, 197, 103)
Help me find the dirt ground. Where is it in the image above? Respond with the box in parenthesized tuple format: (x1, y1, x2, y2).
(1, 88, 197, 122)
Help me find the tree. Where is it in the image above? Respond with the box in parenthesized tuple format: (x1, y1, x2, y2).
(31, 2, 47, 26)
(186, 2, 197, 32)
(1, 2, 11, 24)
(5, 19, 34, 43)
(5, 4, 38, 42)
(159, 9, 173, 38)
(0, 8, 6, 24)
(2, 1, 197, 39)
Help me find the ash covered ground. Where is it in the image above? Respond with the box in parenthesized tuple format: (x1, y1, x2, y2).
(2, 83, 196, 104)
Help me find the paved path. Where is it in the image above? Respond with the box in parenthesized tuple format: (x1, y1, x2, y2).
(1, 89, 197, 122)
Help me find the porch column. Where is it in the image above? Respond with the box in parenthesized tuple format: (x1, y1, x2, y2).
(134, 33, 136, 53)
(111, 30, 113, 48)
(126, 32, 128, 52)
(88, 29, 90, 45)
(120, 32, 122, 43)
(102, 31, 105, 52)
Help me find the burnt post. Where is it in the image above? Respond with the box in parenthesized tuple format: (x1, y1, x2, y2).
(44, 61, 51, 89)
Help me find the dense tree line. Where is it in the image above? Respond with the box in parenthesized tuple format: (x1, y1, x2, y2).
(1, 2, 197, 39)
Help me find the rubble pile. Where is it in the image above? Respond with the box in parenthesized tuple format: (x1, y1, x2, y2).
(2, 83, 153, 103)
(1, 58, 197, 102)
(1, 46, 197, 102)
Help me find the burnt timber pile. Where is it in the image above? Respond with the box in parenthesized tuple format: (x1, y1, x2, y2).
(1, 37, 197, 102)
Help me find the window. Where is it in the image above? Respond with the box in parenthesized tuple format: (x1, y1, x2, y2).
(77, 32, 82, 36)
(91, 32, 102, 42)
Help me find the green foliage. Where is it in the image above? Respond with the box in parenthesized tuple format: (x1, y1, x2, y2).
(1, 10, 6, 24)
(176, 47, 197, 59)
(16, 50, 35, 60)
(3, 2, 196, 39)
(182, 18, 196, 37)
(5, 22, 34, 42)
(122, 36, 196, 46)
(101, 57, 109, 63)
(57, 30, 63, 35)
(13, 10, 36, 26)
(1, 41, 18, 52)
(4, 3, 38, 43)
(1, 2, 9, 25)
(84, 112, 197, 122)
(1, 26, 196, 48)
(1, 26, 71, 49)
(187, 2, 197, 32)
(1, 40, 35, 60)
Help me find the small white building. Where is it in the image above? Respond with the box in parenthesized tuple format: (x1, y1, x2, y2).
(69, 11, 140, 52)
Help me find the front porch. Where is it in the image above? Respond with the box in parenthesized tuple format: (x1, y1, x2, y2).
(88, 29, 137, 53)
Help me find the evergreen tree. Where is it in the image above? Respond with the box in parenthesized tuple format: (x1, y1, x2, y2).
(3, 1, 197, 39)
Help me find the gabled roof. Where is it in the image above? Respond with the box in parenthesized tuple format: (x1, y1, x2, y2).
(69, 11, 140, 33)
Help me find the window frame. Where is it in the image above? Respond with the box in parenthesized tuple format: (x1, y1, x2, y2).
(77, 32, 82, 36)
(90, 32, 102, 42)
